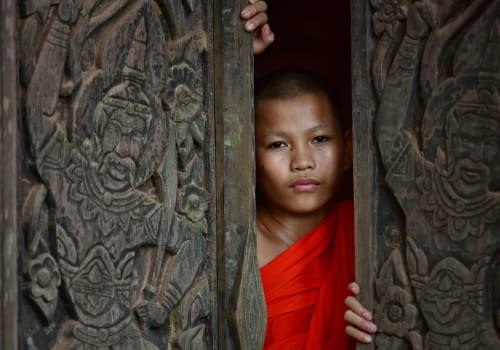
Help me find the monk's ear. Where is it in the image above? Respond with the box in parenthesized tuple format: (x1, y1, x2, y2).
(343, 128, 353, 171)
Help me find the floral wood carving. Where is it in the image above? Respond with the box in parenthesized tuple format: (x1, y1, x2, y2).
(374, 227, 423, 350)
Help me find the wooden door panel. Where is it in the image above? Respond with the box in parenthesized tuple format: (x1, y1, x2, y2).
(353, 1, 500, 349)
(0, 0, 265, 349)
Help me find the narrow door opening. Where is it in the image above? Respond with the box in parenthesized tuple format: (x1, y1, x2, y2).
(255, 0, 352, 199)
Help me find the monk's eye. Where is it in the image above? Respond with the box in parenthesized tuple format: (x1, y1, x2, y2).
(312, 135, 329, 143)
(268, 141, 287, 149)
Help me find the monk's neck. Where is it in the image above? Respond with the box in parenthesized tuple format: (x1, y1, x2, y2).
(256, 205, 332, 267)
(257, 206, 331, 245)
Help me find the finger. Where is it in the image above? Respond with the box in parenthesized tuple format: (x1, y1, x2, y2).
(345, 325, 374, 344)
(344, 309, 377, 334)
(255, 24, 274, 44)
(345, 296, 373, 320)
(260, 24, 274, 42)
(348, 281, 360, 295)
(253, 25, 274, 54)
(245, 13, 268, 32)
(241, 1, 268, 19)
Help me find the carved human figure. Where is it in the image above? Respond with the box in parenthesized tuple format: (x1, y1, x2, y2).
(375, 1, 500, 348)
(24, 2, 206, 349)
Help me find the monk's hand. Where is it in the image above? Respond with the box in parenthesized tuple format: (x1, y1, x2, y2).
(344, 282, 377, 344)
(241, 0, 275, 55)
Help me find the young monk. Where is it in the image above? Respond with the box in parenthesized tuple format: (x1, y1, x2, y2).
(255, 69, 356, 349)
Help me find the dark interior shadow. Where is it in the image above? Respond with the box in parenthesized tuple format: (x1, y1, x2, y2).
(255, 0, 353, 200)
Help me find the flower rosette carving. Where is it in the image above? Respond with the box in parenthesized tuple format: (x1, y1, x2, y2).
(177, 183, 208, 225)
(375, 286, 422, 349)
(166, 64, 203, 124)
(26, 253, 62, 322)
(374, 227, 423, 349)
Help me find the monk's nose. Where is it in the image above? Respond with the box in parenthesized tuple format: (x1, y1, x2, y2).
(291, 146, 314, 171)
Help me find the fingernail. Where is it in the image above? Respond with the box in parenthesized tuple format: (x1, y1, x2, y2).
(362, 311, 371, 319)
(246, 22, 255, 31)
(365, 335, 372, 343)
(241, 10, 250, 18)
(367, 324, 375, 332)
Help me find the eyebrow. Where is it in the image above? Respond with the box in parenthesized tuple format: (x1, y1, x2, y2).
(260, 123, 333, 138)
(309, 124, 331, 132)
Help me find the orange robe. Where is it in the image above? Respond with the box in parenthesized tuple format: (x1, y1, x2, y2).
(260, 201, 355, 350)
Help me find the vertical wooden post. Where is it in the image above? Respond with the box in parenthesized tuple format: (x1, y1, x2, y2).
(0, 0, 18, 349)
(214, 0, 267, 348)
(351, 0, 376, 340)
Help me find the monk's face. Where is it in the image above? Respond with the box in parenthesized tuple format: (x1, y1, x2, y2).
(255, 92, 350, 217)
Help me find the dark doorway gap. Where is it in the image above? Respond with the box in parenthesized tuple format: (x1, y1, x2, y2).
(254, 0, 353, 199)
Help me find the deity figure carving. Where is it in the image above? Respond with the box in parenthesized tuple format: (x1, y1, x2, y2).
(21, 0, 207, 348)
(373, 0, 500, 348)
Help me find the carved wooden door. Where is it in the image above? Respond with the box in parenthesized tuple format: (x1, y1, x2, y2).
(352, 0, 500, 349)
(1, 0, 265, 349)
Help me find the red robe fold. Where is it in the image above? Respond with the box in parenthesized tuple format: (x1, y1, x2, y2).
(260, 201, 355, 350)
